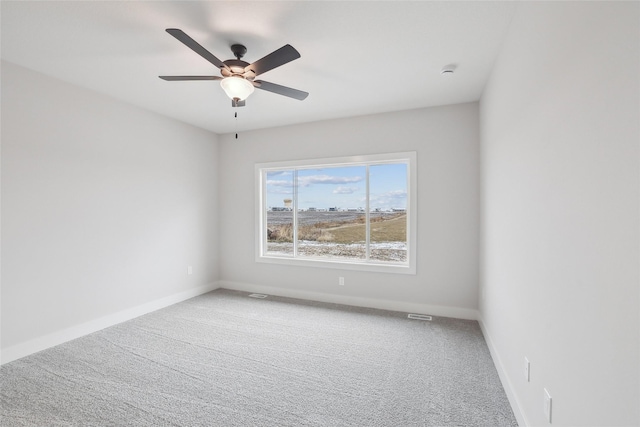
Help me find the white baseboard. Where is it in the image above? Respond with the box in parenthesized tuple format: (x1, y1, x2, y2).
(0, 283, 219, 365)
(478, 315, 528, 426)
(217, 280, 479, 320)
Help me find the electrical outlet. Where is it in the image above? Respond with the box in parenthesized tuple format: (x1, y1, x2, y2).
(339, 277, 345, 286)
(543, 388, 552, 423)
(187, 266, 193, 275)
(524, 357, 530, 382)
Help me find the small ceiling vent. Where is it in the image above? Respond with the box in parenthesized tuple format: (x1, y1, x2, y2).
(408, 313, 432, 321)
(248, 293, 268, 299)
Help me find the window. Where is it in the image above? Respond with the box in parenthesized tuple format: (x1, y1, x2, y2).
(256, 152, 416, 274)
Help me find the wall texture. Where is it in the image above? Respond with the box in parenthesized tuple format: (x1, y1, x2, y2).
(479, 2, 639, 426)
(218, 103, 480, 318)
(1, 61, 220, 359)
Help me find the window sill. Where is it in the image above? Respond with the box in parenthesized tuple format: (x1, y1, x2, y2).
(256, 254, 416, 275)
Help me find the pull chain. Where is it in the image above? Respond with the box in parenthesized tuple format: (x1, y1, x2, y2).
(234, 112, 238, 139)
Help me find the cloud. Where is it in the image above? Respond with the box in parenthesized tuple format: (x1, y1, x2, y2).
(268, 174, 362, 189)
(297, 175, 363, 187)
(370, 189, 407, 209)
(268, 187, 293, 195)
(333, 186, 359, 194)
(266, 179, 293, 188)
(384, 190, 407, 198)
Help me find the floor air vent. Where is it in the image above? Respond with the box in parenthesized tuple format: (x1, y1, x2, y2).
(408, 313, 432, 321)
(248, 293, 268, 299)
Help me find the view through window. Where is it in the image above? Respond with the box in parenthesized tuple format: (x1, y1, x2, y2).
(257, 152, 416, 272)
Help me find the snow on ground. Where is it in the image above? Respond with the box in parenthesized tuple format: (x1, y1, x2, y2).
(266, 241, 407, 262)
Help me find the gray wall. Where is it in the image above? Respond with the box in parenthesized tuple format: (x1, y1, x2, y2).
(218, 103, 481, 318)
(1, 61, 220, 354)
(479, 2, 639, 426)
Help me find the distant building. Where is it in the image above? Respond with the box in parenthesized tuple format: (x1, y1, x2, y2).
(283, 199, 292, 209)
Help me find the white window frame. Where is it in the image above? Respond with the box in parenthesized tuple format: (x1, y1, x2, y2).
(255, 151, 417, 275)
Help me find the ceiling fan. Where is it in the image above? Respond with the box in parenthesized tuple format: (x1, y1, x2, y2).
(159, 29, 309, 107)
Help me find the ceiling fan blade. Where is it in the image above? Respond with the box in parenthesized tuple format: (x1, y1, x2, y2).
(254, 80, 309, 100)
(166, 28, 228, 70)
(159, 76, 223, 81)
(246, 45, 301, 76)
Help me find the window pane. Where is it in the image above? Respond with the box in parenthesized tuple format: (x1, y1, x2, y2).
(265, 170, 294, 255)
(369, 163, 408, 262)
(296, 166, 366, 260)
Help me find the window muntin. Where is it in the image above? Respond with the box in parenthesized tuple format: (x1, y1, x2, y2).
(257, 152, 416, 274)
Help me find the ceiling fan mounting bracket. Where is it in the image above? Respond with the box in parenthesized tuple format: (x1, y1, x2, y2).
(230, 44, 247, 60)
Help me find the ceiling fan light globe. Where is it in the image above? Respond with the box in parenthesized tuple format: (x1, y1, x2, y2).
(220, 77, 254, 101)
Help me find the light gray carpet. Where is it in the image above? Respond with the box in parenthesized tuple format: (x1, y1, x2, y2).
(1, 289, 518, 426)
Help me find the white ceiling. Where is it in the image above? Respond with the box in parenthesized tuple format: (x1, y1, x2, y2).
(1, 1, 516, 134)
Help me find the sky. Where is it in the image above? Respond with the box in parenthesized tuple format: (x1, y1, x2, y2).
(266, 163, 407, 210)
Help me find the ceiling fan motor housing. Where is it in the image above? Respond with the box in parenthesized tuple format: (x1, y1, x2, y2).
(221, 44, 255, 79)
(221, 59, 255, 79)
